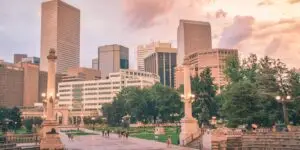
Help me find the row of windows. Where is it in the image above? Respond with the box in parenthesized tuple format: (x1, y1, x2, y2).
(59, 89, 70, 92)
(85, 88, 98, 91)
(127, 80, 141, 84)
(59, 85, 71, 88)
(85, 83, 97, 86)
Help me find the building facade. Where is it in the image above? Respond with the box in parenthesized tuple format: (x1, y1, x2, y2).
(177, 20, 212, 65)
(61, 67, 101, 82)
(175, 48, 238, 90)
(144, 45, 177, 87)
(98, 45, 129, 78)
(136, 42, 172, 71)
(58, 69, 159, 114)
(21, 57, 40, 65)
(0, 60, 63, 107)
(92, 58, 98, 70)
(0, 62, 24, 107)
(40, 0, 80, 73)
(14, 54, 27, 64)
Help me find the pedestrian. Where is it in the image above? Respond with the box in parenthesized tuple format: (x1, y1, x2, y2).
(70, 133, 74, 141)
(126, 131, 129, 139)
(102, 130, 104, 136)
(107, 129, 110, 137)
(67, 133, 71, 141)
(166, 136, 171, 148)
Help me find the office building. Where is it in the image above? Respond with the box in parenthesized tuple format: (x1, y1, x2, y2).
(22, 63, 40, 107)
(177, 20, 212, 65)
(144, 44, 177, 87)
(98, 45, 129, 78)
(58, 69, 159, 114)
(0, 60, 63, 107)
(0, 62, 24, 107)
(14, 54, 27, 64)
(175, 48, 238, 90)
(21, 57, 40, 65)
(136, 42, 173, 71)
(92, 58, 98, 70)
(40, 0, 80, 73)
(61, 67, 101, 82)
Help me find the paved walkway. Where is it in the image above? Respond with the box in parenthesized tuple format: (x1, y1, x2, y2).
(60, 128, 196, 150)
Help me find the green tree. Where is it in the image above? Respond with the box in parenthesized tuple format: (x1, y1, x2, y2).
(222, 80, 263, 127)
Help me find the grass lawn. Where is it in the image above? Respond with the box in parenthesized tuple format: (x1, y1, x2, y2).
(92, 126, 180, 145)
(61, 129, 98, 136)
(130, 127, 180, 145)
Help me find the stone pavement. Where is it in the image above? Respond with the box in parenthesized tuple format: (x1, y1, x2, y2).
(60, 128, 196, 150)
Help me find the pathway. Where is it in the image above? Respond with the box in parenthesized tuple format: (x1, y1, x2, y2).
(60, 128, 196, 150)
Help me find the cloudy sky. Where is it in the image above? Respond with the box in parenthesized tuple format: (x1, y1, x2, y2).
(0, 0, 300, 68)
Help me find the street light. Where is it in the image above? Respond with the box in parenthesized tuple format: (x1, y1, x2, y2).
(91, 117, 96, 130)
(275, 95, 292, 126)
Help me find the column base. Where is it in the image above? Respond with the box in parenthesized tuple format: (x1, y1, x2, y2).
(40, 119, 64, 150)
(180, 117, 199, 145)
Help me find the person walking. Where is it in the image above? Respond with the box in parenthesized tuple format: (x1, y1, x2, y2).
(166, 136, 171, 148)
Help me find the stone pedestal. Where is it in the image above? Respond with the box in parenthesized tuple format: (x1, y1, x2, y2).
(154, 127, 165, 135)
(180, 117, 199, 145)
(40, 134, 64, 150)
(40, 120, 64, 150)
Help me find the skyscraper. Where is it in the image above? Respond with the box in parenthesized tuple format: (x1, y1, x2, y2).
(144, 43, 177, 87)
(136, 42, 173, 71)
(40, 0, 80, 73)
(177, 20, 212, 65)
(98, 45, 129, 78)
(92, 58, 98, 70)
(14, 54, 27, 64)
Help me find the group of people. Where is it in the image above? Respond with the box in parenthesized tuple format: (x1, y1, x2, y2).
(117, 130, 129, 139)
(102, 129, 110, 137)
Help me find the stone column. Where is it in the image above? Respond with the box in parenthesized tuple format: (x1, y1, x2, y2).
(46, 48, 57, 121)
(179, 56, 199, 145)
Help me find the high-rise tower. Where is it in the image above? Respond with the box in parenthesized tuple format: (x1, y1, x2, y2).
(177, 20, 212, 65)
(40, 0, 80, 73)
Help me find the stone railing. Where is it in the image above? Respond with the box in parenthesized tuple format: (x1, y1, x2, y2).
(182, 128, 206, 146)
(1, 134, 40, 144)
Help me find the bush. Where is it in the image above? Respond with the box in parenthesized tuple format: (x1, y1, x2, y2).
(23, 119, 33, 133)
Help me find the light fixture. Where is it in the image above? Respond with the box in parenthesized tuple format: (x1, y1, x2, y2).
(276, 96, 281, 100)
(41, 93, 46, 97)
(286, 95, 291, 100)
(191, 94, 195, 98)
(56, 93, 60, 97)
(180, 94, 185, 99)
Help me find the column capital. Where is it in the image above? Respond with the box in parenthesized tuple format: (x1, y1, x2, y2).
(47, 48, 57, 60)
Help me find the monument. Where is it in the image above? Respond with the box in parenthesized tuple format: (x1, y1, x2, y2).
(179, 56, 200, 145)
(40, 49, 64, 150)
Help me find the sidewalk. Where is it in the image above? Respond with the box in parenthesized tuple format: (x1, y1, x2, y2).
(60, 128, 196, 150)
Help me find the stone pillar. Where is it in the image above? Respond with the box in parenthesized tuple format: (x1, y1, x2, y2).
(46, 49, 57, 121)
(40, 49, 64, 150)
(179, 56, 199, 145)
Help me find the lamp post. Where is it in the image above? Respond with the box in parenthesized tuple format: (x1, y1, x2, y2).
(14, 122, 17, 133)
(122, 115, 131, 129)
(276, 95, 292, 126)
(91, 117, 96, 130)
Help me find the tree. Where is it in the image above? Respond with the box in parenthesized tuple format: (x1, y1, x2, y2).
(192, 68, 218, 125)
(222, 80, 263, 127)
